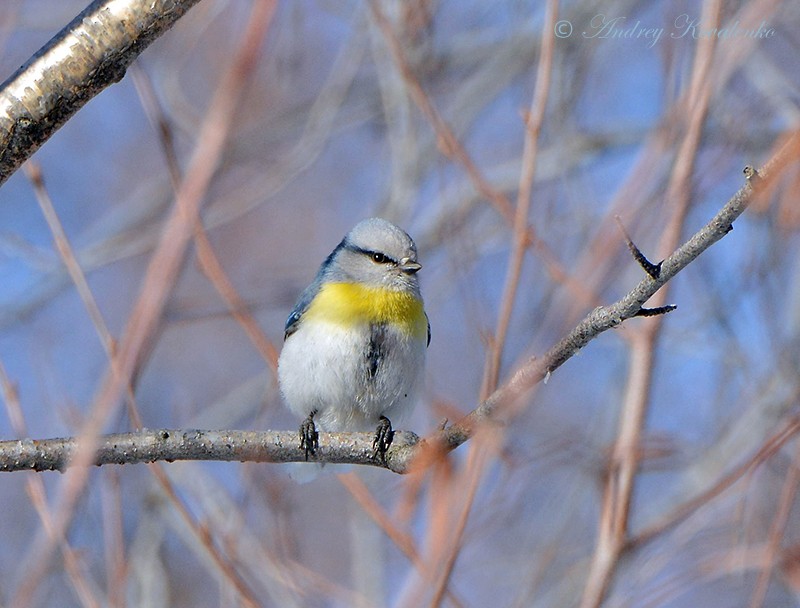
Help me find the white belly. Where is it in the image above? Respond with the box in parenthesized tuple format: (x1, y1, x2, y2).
(278, 320, 426, 432)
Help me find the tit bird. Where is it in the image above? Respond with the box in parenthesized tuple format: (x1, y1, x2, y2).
(278, 218, 429, 463)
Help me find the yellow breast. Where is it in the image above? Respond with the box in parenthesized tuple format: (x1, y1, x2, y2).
(305, 282, 427, 341)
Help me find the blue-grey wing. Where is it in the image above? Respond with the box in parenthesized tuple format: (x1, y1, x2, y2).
(284, 276, 323, 340)
(426, 312, 431, 347)
(284, 240, 345, 340)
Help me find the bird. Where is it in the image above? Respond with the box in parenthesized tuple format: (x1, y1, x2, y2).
(278, 217, 429, 463)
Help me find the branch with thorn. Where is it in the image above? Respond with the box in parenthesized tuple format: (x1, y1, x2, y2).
(614, 216, 677, 317)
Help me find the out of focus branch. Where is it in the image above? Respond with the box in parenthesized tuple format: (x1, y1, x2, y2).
(0, 0, 203, 185)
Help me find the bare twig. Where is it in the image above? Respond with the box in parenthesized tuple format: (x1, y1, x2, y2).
(581, 2, 722, 603)
(337, 473, 466, 608)
(23, 162, 121, 607)
(615, 216, 662, 280)
(25, 162, 117, 354)
(629, 415, 800, 548)
(131, 63, 280, 372)
(427, 2, 560, 606)
(748, 438, 800, 608)
(439, 163, 762, 454)
(428, 435, 493, 608)
(0, 362, 101, 608)
(25, 479, 102, 608)
(26, 141, 267, 608)
(482, 0, 559, 398)
(368, 0, 596, 309)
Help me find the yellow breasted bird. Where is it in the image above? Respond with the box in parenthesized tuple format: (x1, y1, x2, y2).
(278, 218, 429, 461)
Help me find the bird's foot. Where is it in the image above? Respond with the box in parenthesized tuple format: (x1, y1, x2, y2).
(299, 411, 319, 460)
(372, 415, 395, 464)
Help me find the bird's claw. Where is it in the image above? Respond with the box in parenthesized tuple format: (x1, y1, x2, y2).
(372, 415, 394, 464)
(300, 412, 319, 460)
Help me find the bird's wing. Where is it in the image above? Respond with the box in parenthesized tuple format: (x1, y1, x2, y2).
(426, 311, 431, 347)
(284, 240, 347, 340)
(284, 277, 323, 340)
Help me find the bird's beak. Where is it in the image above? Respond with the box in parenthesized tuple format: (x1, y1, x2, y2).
(399, 258, 422, 274)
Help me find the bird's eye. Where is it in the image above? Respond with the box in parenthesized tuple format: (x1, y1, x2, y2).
(371, 252, 391, 264)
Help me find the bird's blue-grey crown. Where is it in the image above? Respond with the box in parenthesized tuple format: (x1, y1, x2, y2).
(321, 218, 422, 293)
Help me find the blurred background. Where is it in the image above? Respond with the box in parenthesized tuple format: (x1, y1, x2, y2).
(0, 0, 799, 606)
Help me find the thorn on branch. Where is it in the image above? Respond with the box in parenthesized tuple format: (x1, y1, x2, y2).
(635, 305, 677, 318)
(615, 216, 662, 279)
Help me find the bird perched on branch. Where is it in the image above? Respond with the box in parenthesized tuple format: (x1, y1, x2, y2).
(278, 217, 429, 464)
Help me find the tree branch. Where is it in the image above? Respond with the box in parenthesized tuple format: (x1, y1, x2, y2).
(0, 428, 422, 473)
(0, 0, 203, 185)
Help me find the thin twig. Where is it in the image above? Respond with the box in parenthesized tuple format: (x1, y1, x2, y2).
(580, 1, 722, 603)
(26, 139, 267, 608)
(131, 64, 280, 372)
(368, 0, 595, 309)
(428, 435, 494, 608)
(429, 1, 560, 605)
(748, 438, 800, 608)
(99, 471, 126, 608)
(439, 167, 756, 455)
(629, 415, 800, 548)
(22, 162, 121, 608)
(615, 216, 662, 280)
(337, 473, 466, 608)
(0, 362, 101, 608)
(25, 162, 117, 354)
(482, 0, 558, 398)
(634, 305, 677, 317)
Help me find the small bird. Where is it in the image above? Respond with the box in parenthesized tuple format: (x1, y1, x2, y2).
(278, 218, 429, 463)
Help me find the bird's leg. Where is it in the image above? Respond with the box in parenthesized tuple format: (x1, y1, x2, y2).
(300, 410, 319, 460)
(372, 415, 394, 464)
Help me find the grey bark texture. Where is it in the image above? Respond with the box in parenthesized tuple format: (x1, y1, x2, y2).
(0, 0, 203, 185)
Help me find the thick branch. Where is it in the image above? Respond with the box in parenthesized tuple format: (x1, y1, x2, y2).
(0, 0, 202, 185)
(0, 428, 421, 474)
